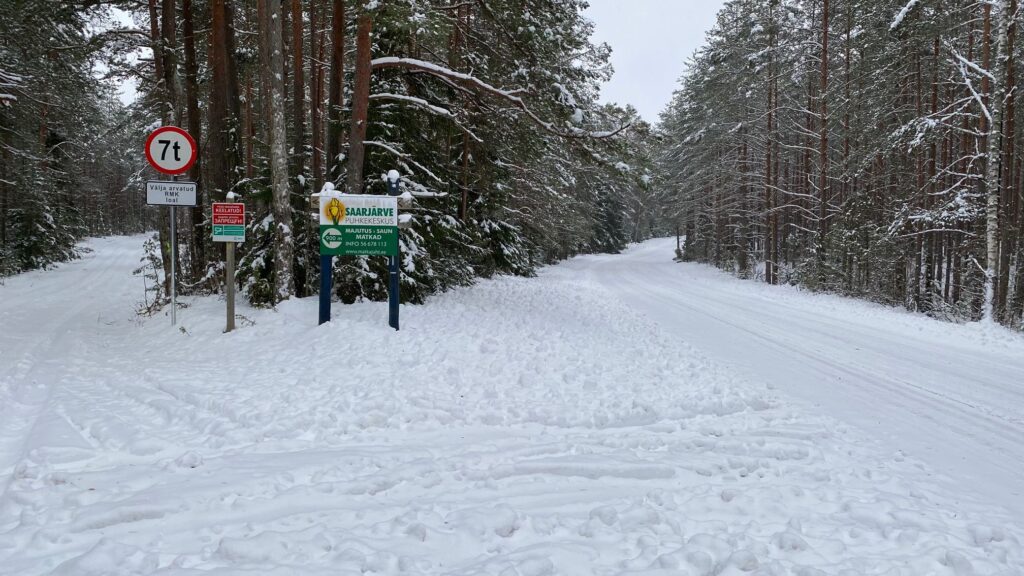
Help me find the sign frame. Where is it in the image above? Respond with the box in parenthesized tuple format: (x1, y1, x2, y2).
(145, 126, 198, 176)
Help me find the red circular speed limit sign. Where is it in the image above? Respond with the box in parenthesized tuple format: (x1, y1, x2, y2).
(145, 126, 197, 175)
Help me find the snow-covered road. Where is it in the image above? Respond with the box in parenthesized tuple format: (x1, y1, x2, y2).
(1, 236, 1022, 575)
(0, 238, 146, 502)
(574, 238, 1024, 520)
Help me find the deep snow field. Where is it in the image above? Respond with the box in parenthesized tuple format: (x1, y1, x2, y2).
(0, 235, 1022, 575)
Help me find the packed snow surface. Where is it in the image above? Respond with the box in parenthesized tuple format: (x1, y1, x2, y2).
(0, 235, 1022, 575)
(581, 239, 1024, 521)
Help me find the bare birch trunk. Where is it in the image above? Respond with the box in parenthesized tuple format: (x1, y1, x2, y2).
(984, 0, 1010, 323)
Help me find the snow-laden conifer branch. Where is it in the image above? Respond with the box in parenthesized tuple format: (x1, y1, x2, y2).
(370, 57, 630, 140)
(0, 69, 20, 106)
(368, 93, 484, 143)
(950, 48, 996, 82)
(955, 59, 993, 126)
(364, 141, 445, 185)
(890, 0, 921, 31)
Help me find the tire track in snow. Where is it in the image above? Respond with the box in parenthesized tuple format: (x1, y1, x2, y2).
(572, 238, 1024, 519)
(661, 278, 1024, 431)
(0, 237, 146, 514)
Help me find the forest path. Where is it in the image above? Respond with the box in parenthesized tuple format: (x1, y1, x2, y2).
(0, 237, 147, 506)
(572, 237, 1024, 519)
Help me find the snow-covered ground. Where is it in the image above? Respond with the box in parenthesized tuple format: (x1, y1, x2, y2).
(575, 239, 1024, 521)
(0, 235, 1021, 575)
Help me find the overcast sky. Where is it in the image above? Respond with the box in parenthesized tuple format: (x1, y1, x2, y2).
(584, 0, 726, 124)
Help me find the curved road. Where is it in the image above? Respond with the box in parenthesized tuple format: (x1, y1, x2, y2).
(571, 238, 1024, 519)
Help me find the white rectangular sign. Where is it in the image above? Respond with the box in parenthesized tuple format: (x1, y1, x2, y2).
(319, 194, 399, 226)
(146, 181, 197, 206)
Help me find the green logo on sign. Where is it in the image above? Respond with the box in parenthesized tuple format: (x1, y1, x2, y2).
(321, 227, 344, 249)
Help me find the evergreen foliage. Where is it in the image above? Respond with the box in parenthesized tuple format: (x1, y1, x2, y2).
(0, 0, 665, 310)
(660, 0, 1024, 327)
(0, 1, 149, 276)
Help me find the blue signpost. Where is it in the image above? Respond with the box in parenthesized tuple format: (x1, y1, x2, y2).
(319, 254, 333, 325)
(387, 173, 401, 331)
(316, 173, 403, 329)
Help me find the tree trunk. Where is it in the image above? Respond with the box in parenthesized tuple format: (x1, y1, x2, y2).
(764, 0, 777, 285)
(347, 4, 373, 195)
(290, 0, 306, 197)
(148, 0, 172, 298)
(260, 0, 295, 300)
(183, 0, 206, 281)
(311, 0, 326, 193)
(983, 0, 1009, 323)
(160, 0, 180, 124)
(925, 34, 940, 311)
(817, 0, 829, 281)
(208, 0, 242, 201)
(0, 128, 7, 250)
(997, 0, 1018, 321)
(326, 0, 346, 184)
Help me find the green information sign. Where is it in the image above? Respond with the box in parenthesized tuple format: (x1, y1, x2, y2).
(320, 225, 398, 256)
(213, 225, 245, 237)
(318, 194, 399, 256)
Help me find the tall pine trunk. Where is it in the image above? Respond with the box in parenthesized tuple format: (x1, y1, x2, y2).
(208, 0, 241, 202)
(997, 0, 1018, 321)
(817, 0, 830, 283)
(260, 0, 295, 301)
(311, 0, 326, 193)
(148, 0, 172, 298)
(347, 4, 373, 195)
(290, 0, 306, 198)
(326, 0, 345, 184)
(183, 0, 206, 281)
(764, 0, 777, 285)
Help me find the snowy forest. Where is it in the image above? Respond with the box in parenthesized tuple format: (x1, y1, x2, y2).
(662, 0, 1024, 328)
(0, 0, 661, 307)
(6, 0, 1024, 330)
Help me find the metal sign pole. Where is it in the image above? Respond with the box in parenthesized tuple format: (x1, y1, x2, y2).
(144, 126, 197, 329)
(170, 175, 178, 326)
(170, 205, 177, 326)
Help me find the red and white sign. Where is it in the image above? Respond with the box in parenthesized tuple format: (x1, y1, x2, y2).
(145, 126, 197, 175)
(212, 202, 245, 243)
(213, 203, 245, 225)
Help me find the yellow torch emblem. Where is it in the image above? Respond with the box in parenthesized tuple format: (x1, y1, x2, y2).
(324, 198, 345, 225)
